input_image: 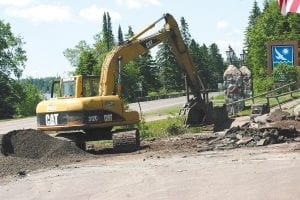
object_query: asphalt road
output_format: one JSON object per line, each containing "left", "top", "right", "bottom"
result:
{"left": 0, "top": 93, "right": 220, "bottom": 135}
{"left": 1, "top": 143, "right": 300, "bottom": 200}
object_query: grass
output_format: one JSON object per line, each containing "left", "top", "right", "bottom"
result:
{"left": 142, "top": 104, "right": 182, "bottom": 117}
{"left": 236, "top": 91, "right": 300, "bottom": 116}
{"left": 137, "top": 116, "right": 185, "bottom": 139}
{"left": 136, "top": 116, "right": 207, "bottom": 139}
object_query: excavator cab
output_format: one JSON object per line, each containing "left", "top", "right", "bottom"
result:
{"left": 50, "top": 76, "right": 100, "bottom": 98}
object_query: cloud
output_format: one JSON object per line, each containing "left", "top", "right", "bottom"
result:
{"left": 116, "top": 0, "right": 161, "bottom": 9}
{"left": 216, "top": 20, "right": 229, "bottom": 29}
{"left": 79, "top": 5, "right": 121, "bottom": 22}
{"left": 0, "top": 0, "right": 32, "bottom": 7}
{"left": 5, "top": 4, "right": 74, "bottom": 22}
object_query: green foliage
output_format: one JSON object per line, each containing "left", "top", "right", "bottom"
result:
{"left": 180, "top": 17, "right": 192, "bottom": 47}
{"left": 0, "top": 20, "right": 27, "bottom": 78}
{"left": 136, "top": 52, "right": 161, "bottom": 95}
{"left": 245, "top": 0, "right": 300, "bottom": 93}
{"left": 272, "top": 63, "right": 298, "bottom": 82}
{"left": 0, "top": 73, "right": 24, "bottom": 118}
{"left": 121, "top": 61, "right": 141, "bottom": 101}
{"left": 102, "top": 12, "right": 115, "bottom": 51}
{"left": 24, "top": 77, "right": 58, "bottom": 93}
{"left": 16, "top": 80, "right": 42, "bottom": 116}
{"left": 76, "top": 50, "right": 97, "bottom": 75}
{"left": 166, "top": 123, "right": 186, "bottom": 136}
{"left": 0, "top": 19, "right": 27, "bottom": 118}
{"left": 189, "top": 40, "right": 225, "bottom": 89}
{"left": 117, "top": 25, "right": 124, "bottom": 44}
{"left": 139, "top": 117, "right": 185, "bottom": 139}
{"left": 253, "top": 76, "right": 274, "bottom": 94}
{"left": 156, "top": 43, "right": 184, "bottom": 91}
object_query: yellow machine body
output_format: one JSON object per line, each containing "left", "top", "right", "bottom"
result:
{"left": 36, "top": 76, "right": 139, "bottom": 131}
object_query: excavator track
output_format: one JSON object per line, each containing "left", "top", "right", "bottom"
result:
{"left": 50, "top": 129, "right": 140, "bottom": 153}
{"left": 112, "top": 129, "right": 140, "bottom": 152}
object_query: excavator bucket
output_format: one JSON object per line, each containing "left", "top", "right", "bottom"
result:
{"left": 181, "top": 99, "right": 228, "bottom": 128}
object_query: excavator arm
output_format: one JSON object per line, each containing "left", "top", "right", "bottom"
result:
{"left": 99, "top": 13, "right": 227, "bottom": 127}
{"left": 99, "top": 13, "right": 205, "bottom": 101}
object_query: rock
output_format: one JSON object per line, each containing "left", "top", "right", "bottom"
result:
{"left": 256, "top": 139, "right": 267, "bottom": 146}
{"left": 236, "top": 134, "right": 243, "bottom": 140}
{"left": 236, "top": 137, "right": 253, "bottom": 145}
{"left": 253, "top": 114, "right": 268, "bottom": 124}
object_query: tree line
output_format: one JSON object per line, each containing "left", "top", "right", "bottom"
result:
{"left": 64, "top": 12, "right": 226, "bottom": 102}
{"left": 2, "top": 0, "right": 299, "bottom": 118}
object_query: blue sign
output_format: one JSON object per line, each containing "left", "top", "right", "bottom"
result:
{"left": 271, "top": 45, "right": 294, "bottom": 69}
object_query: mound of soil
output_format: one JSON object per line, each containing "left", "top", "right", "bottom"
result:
{"left": 266, "top": 110, "right": 291, "bottom": 122}
{"left": 0, "top": 129, "right": 91, "bottom": 178}
{"left": 271, "top": 120, "right": 300, "bottom": 131}
{"left": 1, "top": 129, "right": 86, "bottom": 159}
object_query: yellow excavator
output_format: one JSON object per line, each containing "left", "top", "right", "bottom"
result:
{"left": 36, "top": 13, "right": 227, "bottom": 151}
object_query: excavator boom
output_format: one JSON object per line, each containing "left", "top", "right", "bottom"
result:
{"left": 98, "top": 13, "right": 226, "bottom": 126}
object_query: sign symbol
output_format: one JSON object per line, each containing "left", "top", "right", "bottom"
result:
{"left": 274, "top": 48, "right": 287, "bottom": 61}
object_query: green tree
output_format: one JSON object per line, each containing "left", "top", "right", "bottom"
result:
{"left": 16, "top": 80, "right": 42, "bottom": 116}
{"left": 63, "top": 40, "right": 90, "bottom": 69}
{"left": 180, "top": 17, "right": 192, "bottom": 47}
{"left": 0, "top": 19, "right": 27, "bottom": 118}
{"left": 208, "top": 43, "right": 225, "bottom": 88}
{"left": 156, "top": 43, "right": 184, "bottom": 92}
{"left": 136, "top": 52, "right": 161, "bottom": 95}
{"left": 118, "top": 25, "right": 124, "bottom": 44}
{"left": 102, "top": 12, "right": 115, "bottom": 51}
{"left": 248, "top": 1, "right": 262, "bottom": 29}
{"left": 245, "top": 0, "right": 300, "bottom": 93}
{"left": 76, "top": 50, "right": 97, "bottom": 75}
{"left": 125, "top": 26, "right": 134, "bottom": 40}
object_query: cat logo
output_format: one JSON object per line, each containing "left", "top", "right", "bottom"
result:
{"left": 45, "top": 113, "right": 59, "bottom": 126}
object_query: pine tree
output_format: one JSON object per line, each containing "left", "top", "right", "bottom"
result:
{"left": 102, "top": 12, "right": 108, "bottom": 50}
{"left": 208, "top": 43, "right": 225, "bottom": 88}
{"left": 118, "top": 25, "right": 124, "bottom": 44}
{"left": 106, "top": 12, "right": 115, "bottom": 50}
{"left": 180, "top": 17, "right": 192, "bottom": 47}
{"left": 101, "top": 12, "right": 115, "bottom": 51}
{"left": 156, "top": 43, "right": 184, "bottom": 92}
{"left": 248, "top": 1, "right": 262, "bottom": 30}
{"left": 125, "top": 26, "right": 134, "bottom": 40}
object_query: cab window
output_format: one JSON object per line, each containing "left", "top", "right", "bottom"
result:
{"left": 61, "top": 79, "right": 75, "bottom": 97}
{"left": 82, "top": 76, "right": 99, "bottom": 97}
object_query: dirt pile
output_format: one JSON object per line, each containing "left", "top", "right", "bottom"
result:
{"left": 266, "top": 110, "right": 292, "bottom": 122}
{"left": 1, "top": 129, "right": 86, "bottom": 159}
{"left": 0, "top": 129, "right": 91, "bottom": 178}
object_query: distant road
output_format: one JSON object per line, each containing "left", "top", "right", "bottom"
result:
{"left": 0, "top": 92, "right": 220, "bottom": 134}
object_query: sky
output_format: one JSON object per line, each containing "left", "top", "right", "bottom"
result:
{"left": 0, "top": 0, "right": 265, "bottom": 78}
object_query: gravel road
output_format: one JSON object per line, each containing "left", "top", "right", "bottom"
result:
{"left": 1, "top": 143, "right": 300, "bottom": 200}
